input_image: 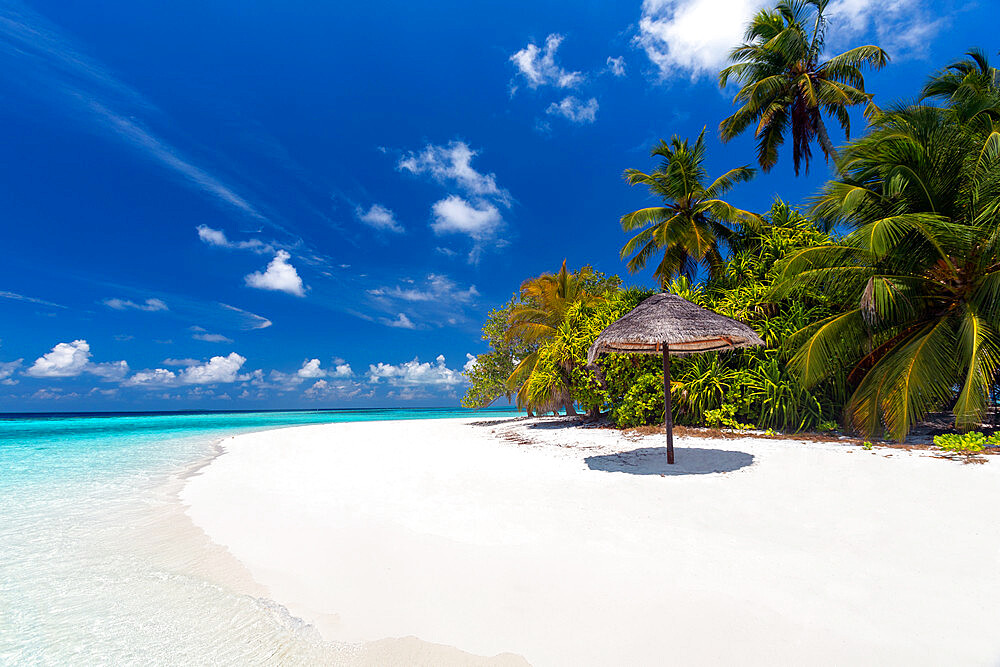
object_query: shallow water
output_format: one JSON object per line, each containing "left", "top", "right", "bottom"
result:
{"left": 0, "top": 408, "right": 516, "bottom": 664}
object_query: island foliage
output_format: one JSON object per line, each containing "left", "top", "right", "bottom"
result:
{"left": 464, "top": 0, "right": 1000, "bottom": 441}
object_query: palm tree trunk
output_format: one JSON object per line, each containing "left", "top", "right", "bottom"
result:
{"left": 814, "top": 116, "right": 840, "bottom": 168}
{"left": 563, "top": 399, "right": 578, "bottom": 416}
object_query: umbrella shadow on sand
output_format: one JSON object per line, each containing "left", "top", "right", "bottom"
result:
{"left": 585, "top": 447, "right": 753, "bottom": 476}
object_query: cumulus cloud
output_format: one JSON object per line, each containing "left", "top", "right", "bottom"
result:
{"left": 637, "top": 0, "right": 939, "bottom": 80}
{"left": 245, "top": 250, "right": 306, "bottom": 297}
{"left": 303, "top": 378, "right": 370, "bottom": 400}
{"left": 367, "top": 354, "right": 469, "bottom": 386}
{"left": 381, "top": 313, "right": 417, "bottom": 329}
{"left": 398, "top": 140, "right": 511, "bottom": 262}
{"left": 510, "top": 34, "right": 583, "bottom": 90}
{"left": 102, "top": 297, "right": 168, "bottom": 312}
{"left": 297, "top": 358, "right": 326, "bottom": 378}
{"left": 546, "top": 96, "right": 599, "bottom": 124}
{"left": 331, "top": 362, "right": 354, "bottom": 378}
{"left": 398, "top": 141, "right": 510, "bottom": 205}
{"left": 124, "top": 368, "right": 177, "bottom": 387}
{"left": 26, "top": 340, "right": 127, "bottom": 379}
{"left": 606, "top": 56, "right": 626, "bottom": 77}
{"left": 431, "top": 196, "right": 502, "bottom": 239}
{"left": 637, "top": 0, "right": 767, "bottom": 79}
{"left": 196, "top": 225, "right": 272, "bottom": 253}
{"left": 355, "top": 204, "right": 403, "bottom": 233}
{"left": 178, "top": 353, "right": 246, "bottom": 384}
{"left": 0, "top": 359, "right": 23, "bottom": 385}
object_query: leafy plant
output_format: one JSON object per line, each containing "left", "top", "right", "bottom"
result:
{"left": 933, "top": 432, "right": 999, "bottom": 454}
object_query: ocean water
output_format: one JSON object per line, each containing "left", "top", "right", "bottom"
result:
{"left": 0, "top": 408, "right": 517, "bottom": 665}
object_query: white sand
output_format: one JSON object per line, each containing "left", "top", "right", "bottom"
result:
{"left": 181, "top": 417, "right": 1000, "bottom": 666}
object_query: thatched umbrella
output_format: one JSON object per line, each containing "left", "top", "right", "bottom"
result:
{"left": 587, "top": 293, "right": 764, "bottom": 464}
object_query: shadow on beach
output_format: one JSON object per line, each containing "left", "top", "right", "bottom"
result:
{"left": 585, "top": 447, "right": 753, "bottom": 476}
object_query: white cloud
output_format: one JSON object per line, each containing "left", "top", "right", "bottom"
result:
{"left": 89, "top": 360, "right": 130, "bottom": 381}
{"left": 26, "top": 340, "right": 92, "bottom": 378}
{"left": 369, "top": 274, "right": 479, "bottom": 304}
{"left": 179, "top": 353, "right": 246, "bottom": 384}
{"left": 546, "top": 96, "right": 599, "bottom": 124}
{"left": 0, "top": 359, "right": 22, "bottom": 385}
{"left": 637, "top": 0, "right": 767, "bottom": 80}
{"left": 297, "top": 358, "right": 326, "bottom": 378}
{"left": 220, "top": 303, "right": 273, "bottom": 330}
{"left": 398, "top": 141, "right": 510, "bottom": 206}
{"left": 637, "top": 0, "right": 938, "bottom": 80}
{"left": 103, "top": 297, "right": 168, "bottom": 312}
{"left": 331, "top": 363, "right": 354, "bottom": 378}
{"left": 192, "top": 332, "right": 234, "bottom": 343}
{"left": 0, "top": 290, "right": 66, "bottom": 309}
{"left": 367, "top": 354, "right": 469, "bottom": 386}
{"left": 463, "top": 353, "right": 477, "bottom": 373}
{"left": 606, "top": 56, "right": 626, "bottom": 77}
{"left": 124, "top": 368, "right": 177, "bottom": 387}
{"left": 826, "top": 0, "right": 944, "bottom": 58}
{"left": 304, "top": 379, "right": 329, "bottom": 396}
{"left": 431, "top": 196, "right": 502, "bottom": 239}
{"left": 355, "top": 204, "right": 403, "bottom": 233}
{"left": 381, "top": 313, "right": 417, "bottom": 329}
{"left": 245, "top": 250, "right": 306, "bottom": 297}
{"left": 196, "top": 225, "right": 272, "bottom": 253}
{"left": 162, "top": 358, "right": 199, "bottom": 366}
{"left": 510, "top": 34, "right": 583, "bottom": 90}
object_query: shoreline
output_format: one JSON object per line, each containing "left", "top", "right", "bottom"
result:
{"left": 179, "top": 416, "right": 1000, "bottom": 666}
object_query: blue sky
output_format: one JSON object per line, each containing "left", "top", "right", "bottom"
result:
{"left": 0, "top": 0, "right": 992, "bottom": 410}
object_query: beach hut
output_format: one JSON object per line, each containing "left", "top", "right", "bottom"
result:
{"left": 587, "top": 293, "right": 764, "bottom": 464}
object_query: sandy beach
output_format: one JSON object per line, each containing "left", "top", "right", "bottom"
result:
{"left": 180, "top": 417, "right": 1000, "bottom": 666}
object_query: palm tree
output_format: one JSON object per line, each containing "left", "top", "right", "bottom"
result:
{"left": 620, "top": 130, "right": 760, "bottom": 287}
{"left": 505, "top": 260, "right": 604, "bottom": 415}
{"left": 774, "top": 96, "right": 1000, "bottom": 439}
{"left": 920, "top": 48, "right": 1000, "bottom": 114}
{"left": 719, "top": 0, "right": 888, "bottom": 175}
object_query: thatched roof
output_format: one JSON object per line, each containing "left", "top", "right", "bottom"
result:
{"left": 587, "top": 293, "right": 764, "bottom": 364}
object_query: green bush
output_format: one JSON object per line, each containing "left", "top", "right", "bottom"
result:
{"left": 703, "top": 403, "right": 753, "bottom": 430}
{"left": 933, "top": 432, "right": 999, "bottom": 454}
{"left": 611, "top": 373, "right": 664, "bottom": 428}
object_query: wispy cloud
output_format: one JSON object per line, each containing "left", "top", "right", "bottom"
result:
{"left": 0, "top": 1, "right": 267, "bottom": 221}
{"left": 0, "top": 290, "right": 67, "bottom": 309}
{"left": 103, "top": 297, "right": 168, "bottom": 312}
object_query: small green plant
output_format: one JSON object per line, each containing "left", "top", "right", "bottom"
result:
{"left": 704, "top": 403, "right": 754, "bottom": 430}
{"left": 817, "top": 420, "right": 838, "bottom": 432}
{"left": 862, "top": 441, "right": 873, "bottom": 450}
{"left": 933, "top": 432, "right": 999, "bottom": 454}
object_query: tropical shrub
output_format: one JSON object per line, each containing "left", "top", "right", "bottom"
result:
{"left": 933, "top": 432, "right": 999, "bottom": 454}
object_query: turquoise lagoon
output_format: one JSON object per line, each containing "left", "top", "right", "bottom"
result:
{"left": 0, "top": 408, "right": 517, "bottom": 664}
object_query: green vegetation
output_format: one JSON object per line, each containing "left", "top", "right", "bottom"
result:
{"left": 719, "top": 0, "right": 888, "bottom": 174}
{"left": 464, "top": 0, "right": 1000, "bottom": 443}
{"left": 934, "top": 432, "right": 1000, "bottom": 454}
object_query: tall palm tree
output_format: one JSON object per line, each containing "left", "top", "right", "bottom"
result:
{"left": 620, "top": 130, "right": 760, "bottom": 287}
{"left": 505, "top": 260, "right": 603, "bottom": 415}
{"left": 774, "top": 97, "right": 1000, "bottom": 440}
{"left": 719, "top": 0, "right": 888, "bottom": 175}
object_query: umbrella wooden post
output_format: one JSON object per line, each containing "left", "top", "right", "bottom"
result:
{"left": 663, "top": 343, "right": 674, "bottom": 464}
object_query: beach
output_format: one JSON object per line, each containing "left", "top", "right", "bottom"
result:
{"left": 180, "top": 416, "right": 1000, "bottom": 666}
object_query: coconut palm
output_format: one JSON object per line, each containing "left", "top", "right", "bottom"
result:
{"left": 920, "top": 48, "right": 1000, "bottom": 116}
{"left": 774, "top": 98, "right": 1000, "bottom": 440}
{"left": 719, "top": 0, "right": 888, "bottom": 175}
{"left": 620, "top": 130, "right": 760, "bottom": 287}
{"left": 505, "top": 261, "right": 604, "bottom": 415}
